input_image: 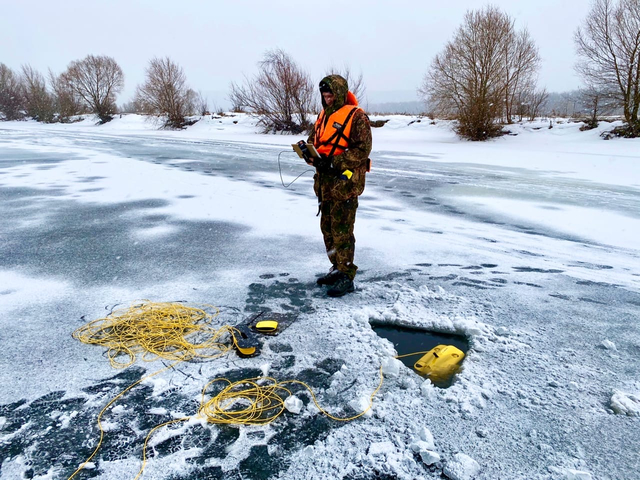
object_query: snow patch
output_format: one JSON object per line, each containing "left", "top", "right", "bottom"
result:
{"left": 610, "top": 389, "right": 640, "bottom": 416}
{"left": 443, "top": 453, "right": 481, "bottom": 480}
{"left": 0, "top": 270, "right": 68, "bottom": 314}
{"left": 368, "top": 441, "right": 396, "bottom": 456}
{"left": 564, "top": 469, "right": 593, "bottom": 480}
{"left": 416, "top": 426, "right": 435, "bottom": 449}
{"left": 148, "top": 407, "right": 169, "bottom": 415}
{"left": 381, "top": 357, "right": 403, "bottom": 378}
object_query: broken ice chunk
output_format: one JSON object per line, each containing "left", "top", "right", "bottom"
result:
{"left": 381, "top": 357, "right": 403, "bottom": 378}
{"left": 284, "top": 395, "right": 303, "bottom": 414}
{"left": 443, "top": 453, "right": 480, "bottom": 480}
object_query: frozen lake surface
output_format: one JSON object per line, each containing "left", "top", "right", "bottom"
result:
{"left": 0, "top": 116, "right": 639, "bottom": 479}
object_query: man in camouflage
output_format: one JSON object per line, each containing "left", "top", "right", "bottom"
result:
{"left": 306, "top": 75, "right": 372, "bottom": 297}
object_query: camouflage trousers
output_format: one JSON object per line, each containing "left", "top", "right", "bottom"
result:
{"left": 320, "top": 197, "right": 359, "bottom": 280}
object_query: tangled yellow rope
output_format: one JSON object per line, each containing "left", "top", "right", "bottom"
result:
{"left": 134, "top": 371, "right": 384, "bottom": 479}
{"left": 198, "top": 371, "right": 383, "bottom": 425}
{"left": 72, "top": 301, "right": 232, "bottom": 368}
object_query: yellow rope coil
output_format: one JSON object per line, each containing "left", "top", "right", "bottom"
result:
{"left": 72, "top": 301, "right": 233, "bottom": 368}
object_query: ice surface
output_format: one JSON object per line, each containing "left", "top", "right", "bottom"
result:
{"left": 0, "top": 115, "right": 639, "bottom": 479}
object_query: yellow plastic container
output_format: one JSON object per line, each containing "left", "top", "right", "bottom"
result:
{"left": 414, "top": 345, "right": 465, "bottom": 381}
{"left": 255, "top": 320, "right": 278, "bottom": 334}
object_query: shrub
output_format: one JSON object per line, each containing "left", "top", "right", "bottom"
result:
{"left": 61, "top": 55, "right": 124, "bottom": 123}
{"left": 229, "top": 49, "right": 314, "bottom": 134}
{"left": 134, "top": 57, "right": 196, "bottom": 129}
{"left": 0, "top": 63, "right": 25, "bottom": 121}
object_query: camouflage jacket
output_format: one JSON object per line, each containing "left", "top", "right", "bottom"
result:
{"left": 308, "top": 75, "right": 372, "bottom": 201}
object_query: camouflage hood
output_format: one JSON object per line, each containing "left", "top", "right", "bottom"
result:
{"left": 320, "top": 75, "right": 349, "bottom": 116}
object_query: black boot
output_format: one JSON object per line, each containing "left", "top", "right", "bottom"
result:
{"left": 316, "top": 266, "right": 342, "bottom": 286}
{"left": 327, "top": 273, "right": 355, "bottom": 297}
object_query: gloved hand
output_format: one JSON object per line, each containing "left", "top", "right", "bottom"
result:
{"left": 313, "top": 155, "right": 335, "bottom": 173}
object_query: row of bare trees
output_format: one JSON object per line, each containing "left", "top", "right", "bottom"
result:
{"left": 2, "top": 49, "right": 357, "bottom": 132}
{"left": 1, "top": 63, "right": 81, "bottom": 123}
{"left": 3, "top": 1, "right": 639, "bottom": 138}
{"left": 422, "top": 0, "right": 640, "bottom": 139}
{"left": 0, "top": 55, "right": 199, "bottom": 128}
{"left": 0, "top": 55, "right": 122, "bottom": 124}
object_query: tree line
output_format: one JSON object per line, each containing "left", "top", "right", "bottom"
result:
{"left": 0, "top": 55, "right": 204, "bottom": 128}
{"left": 1, "top": 0, "right": 639, "bottom": 139}
{"left": 421, "top": 0, "right": 640, "bottom": 139}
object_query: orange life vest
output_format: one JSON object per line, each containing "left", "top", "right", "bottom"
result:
{"left": 313, "top": 104, "right": 361, "bottom": 157}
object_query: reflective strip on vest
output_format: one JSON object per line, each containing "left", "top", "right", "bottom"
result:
{"left": 313, "top": 105, "right": 360, "bottom": 157}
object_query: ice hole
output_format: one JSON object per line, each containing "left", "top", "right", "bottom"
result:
{"left": 371, "top": 322, "right": 469, "bottom": 388}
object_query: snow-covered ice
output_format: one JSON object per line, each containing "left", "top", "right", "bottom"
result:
{"left": 0, "top": 114, "right": 639, "bottom": 479}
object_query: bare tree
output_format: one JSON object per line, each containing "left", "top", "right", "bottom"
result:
{"left": 420, "top": 7, "right": 511, "bottom": 140}
{"left": 229, "top": 49, "right": 314, "bottom": 134}
{"left": 324, "top": 64, "right": 367, "bottom": 104}
{"left": 119, "top": 101, "right": 138, "bottom": 114}
{"left": 526, "top": 87, "right": 549, "bottom": 120}
{"left": 503, "top": 29, "right": 541, "bottom": 123}
{"left": 575, "top": 0, "right": 640, "bottom": 134}
{"left": 509, "top": 81, "right": 548, "bottom": 121}
{"left": 0, "top": 63, "right": 25, "bottom": 121}
{"left": 229, "top": 94, "right": 245, "bottom": 113}
{"left": 61, "top": 55, "right": 124, "bottom": 123}
{"left": 196, "top": 91, "right": 209, "bottom": 116}
{"left": 421, "top": 6, "right": 543, "bottom": 140}
{"left": 134, "top": 57, "right": 196, "bottom": 129}
{"left": 48, "top": 69, "right": 86, "bottom": 122}
{"left": 576, "top": 85, "right": 618, "bottom": 127}
{"left": 21, "top": 65, "right": 55, "bottom": 122}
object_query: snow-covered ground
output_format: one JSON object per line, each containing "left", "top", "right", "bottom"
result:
{"left": 0, "top": 114, "right": 639, "bottom": 480}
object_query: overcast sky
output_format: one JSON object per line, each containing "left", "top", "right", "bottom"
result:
{"left": 1, "top": 0, "right": 591, "bottom": 107}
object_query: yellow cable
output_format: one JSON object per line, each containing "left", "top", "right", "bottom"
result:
{"left": 133, "top": 366, "right": 384, "bottom": 477}
{"left": 395, "top": 351, "right": 430, "bottom": 360}
{"left": 70, "top": 301, "right": 389, "bottom": 479}
{"left": 70, "top": 301, "right": 235, "bottom": 479}
{"left": 68, "top": 362, "right": 177, "bottom": 480}
{"left": 72, "top": 301, "right": 232, "bottom": 368}
{"left": 196, "top": 368, "right": 384, "bottom": 425}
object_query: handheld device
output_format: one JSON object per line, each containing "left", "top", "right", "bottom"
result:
{"left": 292, "top": 141, "right": 320, "bottom": 161}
